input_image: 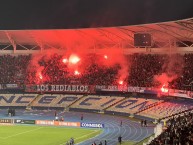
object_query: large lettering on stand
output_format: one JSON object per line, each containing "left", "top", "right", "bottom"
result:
{"left": 115, "top": 99, "right": 138, "bottom": 108}
{"left": 38, "top": 96, "right": 57, "bottom": 104}
{"left": 0, "top": 96, "right": 15, "bottom": 103}
{"left": 101, "top": 98, "right": 117, "bottom": 107}
{"left": 79, "top": 97, "right": 101, "bottom": 106}
{"left": 115, "top": 99, "right": 154, "bottom": 111}
{"left": 0, "top": 95, "right": 35, "bottom": 106}
{"left": 57, "top": 96, "right": 78, "bottom": 104}
{"left": 15, "top": 96, "right": 35, "bottom": 103}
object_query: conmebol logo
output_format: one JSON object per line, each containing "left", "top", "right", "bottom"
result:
{"left": 81, "top": 123, "right": 104, "bottom": 128}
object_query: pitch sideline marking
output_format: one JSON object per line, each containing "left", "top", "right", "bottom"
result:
{"left": 1, "top": 127, "right": 43, "bottom": 140}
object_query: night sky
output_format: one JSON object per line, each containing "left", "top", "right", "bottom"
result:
{"left": 0, "top": 0, "right": 193, "bottom": 30}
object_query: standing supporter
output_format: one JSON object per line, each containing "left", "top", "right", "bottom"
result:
{"left": 120, "top": 120, "right": 122, "bottom": 127}
{"left": 118, "top": 136, "right": 122, "bottom": 144}
{"left": 81, "top": 114, "right": 83, "bottom": 121}
{"left": 144, "top": 120, "right": 147, "bottom": 127}
{"left": 141, "top": 120, "right": 144, "bottom": 127}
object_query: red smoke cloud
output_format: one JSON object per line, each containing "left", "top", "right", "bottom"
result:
{"left": 27, "top": 47, "right": 130, "bottom": 84}
{"left": 154, "top": 73, "right": 177, "bottom": 87}
{"left": 154, "top": 54, "right": 184, "bottom": 88}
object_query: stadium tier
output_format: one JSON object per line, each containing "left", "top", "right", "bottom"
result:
{"left": 0, "top": 55, "right": 30, "bottom": 84}
{"left": 30, "top": 94, "right": 83, "bottom": 109}
{"left": 0, "top": 53, "right": 193, "bottom": 91}
{"left": 70, "top": 95, "right": 125, "bottom": 111}
{"left": 149, "top": 111, "right": 193, "bottom": 145}
{"left": 1, "top": 94, "right": 192, "bottom": 120}
{"left": 106, "top": 97, "right": 161, "bottom": 115}
{"left": 137, "top": 99, "right": 193, "bottom": 119}
{"left": 0, "top": 94, "right": 84, "bottom": 109}
{"left": 0, "top": 94, "right": 37, "bottom": 107}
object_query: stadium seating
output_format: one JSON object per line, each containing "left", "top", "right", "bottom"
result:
{"left": 137, "top": 99, "right": 193, "bottom": 119}
{"left": 30, "top": 94, "right": 83, "bottom": 108}
{"left": 70, "top": 96, "right": 125, "bottom": 110}
{"left": 107, "top": 97, "right": 161, "bottom": 114}
{"left": 0, "top": 94, "right": 36, "bottom": 107}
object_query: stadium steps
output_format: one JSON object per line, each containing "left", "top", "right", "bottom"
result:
{"left": 134, "top": 100, "right": 165, "bottom": 115}
{"left": 67, "top": 95, "right": 87, "bottom": 109}
{"left": 26, "top": 94, "right": 42, "bottom": 109}
{"left": 103, "top": 97, "right": 127, "bottom": 111}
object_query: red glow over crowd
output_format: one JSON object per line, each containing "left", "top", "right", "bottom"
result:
{"left": 1, "top": 52, "right": 193, "bottom": 91}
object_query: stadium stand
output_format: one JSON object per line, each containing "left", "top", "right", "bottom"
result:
{"left": 149, "top": 111, "right": 193, "bottom": 145}
{"left": 137, "top": 99, "right": 193, "bottom": 119}
{"left": 0, "top": 93, "right": 192, "bottom": 121}
{"left": 30, "top": 94, "right": 83, "bottom": 109}
{"left": 0, "top": 94, "right": 36, "bottom": 107}
{"left": 70, "top": 95, "right": 125, "bottom": 111}
{"left": 0, "top": 55, "right": 30, "bottom": 85}
{"left": 0, "top": 53, "right": 193, "bottom": 91}
{"left": 107, "top": 97, "right": 161, "bottom": 115}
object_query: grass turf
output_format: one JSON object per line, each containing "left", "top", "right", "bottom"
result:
{"left": 0, "top": 125, "right": 102, "bottom": 145}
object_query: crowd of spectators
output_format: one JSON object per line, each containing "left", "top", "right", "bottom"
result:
{"left": 1, "top": 53, "right": 193, "bottom": 91}
{"left": 26, "top": 53, "right": 120, "bottom": 85}
{"left": 0, "top": 55, "right": 30, "bottom": 85}
{"left": 128, "top": 54, "right": 164, "bottom": 87}
{"left": 149, "top": 111, "right": 193, "bottom": 145}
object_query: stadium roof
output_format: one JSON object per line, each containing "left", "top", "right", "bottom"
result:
{"left": 0, "top": 18, "right": 193, "bottom": 52}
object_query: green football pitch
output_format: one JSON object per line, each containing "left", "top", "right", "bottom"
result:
{"left": 0, "top": 125, "right": 102, "bottom": 145}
